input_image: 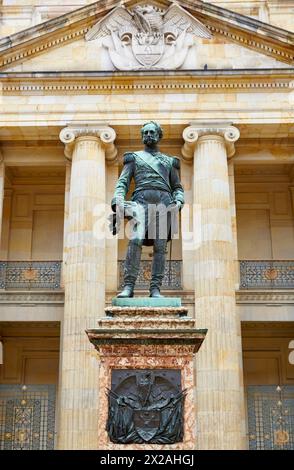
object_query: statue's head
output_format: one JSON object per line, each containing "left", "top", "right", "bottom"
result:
{"left": 141, "top": 121, "right": 163, "bottom": 146}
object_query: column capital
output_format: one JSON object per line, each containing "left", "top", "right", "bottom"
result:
{"left": 59, "top": 123, "right": 117, "bottom": 162}
{"left": 182, "top": 122, "right": 240, "bottom": 161}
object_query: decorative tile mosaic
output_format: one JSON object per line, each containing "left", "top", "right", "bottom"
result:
{"left": 0, "top": 385, "right": 56, "bottom": 450}
{"left": 247, "top": 385, "right": 294, "bottom": 450}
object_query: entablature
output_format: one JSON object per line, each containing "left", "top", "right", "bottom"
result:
{"left": 0, "top": 68, "right": 293, "bottom": 95}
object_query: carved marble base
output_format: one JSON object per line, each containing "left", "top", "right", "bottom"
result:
{"left": 86, "top": 306, "right": 206, "bottom": 450}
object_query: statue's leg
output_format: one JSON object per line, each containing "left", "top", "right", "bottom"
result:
{"left": 124, "top": 238, "right": 143, "bottom": 286}
{"left": 117, "top": 238, "right": 143, "bottom": 298}
{"left": 150, "top": 237, "right": 167, "bottom": 297}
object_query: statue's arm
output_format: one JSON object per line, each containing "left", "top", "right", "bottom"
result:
{"left": 111, "top": 153, "right": 135, "bottom": 211}
{"left": 170, "top": 158, "right": 185, "bottom": 209}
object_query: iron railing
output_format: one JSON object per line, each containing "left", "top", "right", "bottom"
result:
{"left": 240, "top": 260, "right": 294, "bottom": 290}
{"left": 1, "top": 260, "right": 293, "bottom": 291}
{"left": 0, "top": 261, "right": 62, "bottom": 290}
{"left": 118, "top": 259, "right": 182, "bottom": 290}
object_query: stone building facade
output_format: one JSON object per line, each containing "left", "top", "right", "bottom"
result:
{"left": 0, "top": 0, "right": 293, "bottom": 450}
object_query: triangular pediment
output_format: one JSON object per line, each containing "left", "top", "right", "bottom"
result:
{"left": 0, "top": 0, "right": 293, "bottom": 72}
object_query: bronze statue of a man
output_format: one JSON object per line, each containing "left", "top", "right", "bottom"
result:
{"left": 111, "top": 121, "right": 184, "bottom": 298}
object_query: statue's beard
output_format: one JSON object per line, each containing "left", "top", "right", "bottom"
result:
{"left": 143, "top": 136, "right": 158, "bottom": 146}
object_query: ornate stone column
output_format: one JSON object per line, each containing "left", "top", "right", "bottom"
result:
{"left": 180, "top": 159, "right": 194, "bottom": 292}
{"left": 182, "top": 123, "right": 246, "bottom": 450}
{"left": 57, "top": 124, "right": 116, "bottom": 449}
{"left": 106, "top": 161, "right": 119, "bottom": 293}
{"left": 228, "top": 160, "right": 240, "bottom": 290}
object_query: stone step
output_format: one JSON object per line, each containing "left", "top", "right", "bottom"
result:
{"left": 98, "top": 318, "right": 196, "bottom": 329}
{"left": 105, "top": 305, "right": 188, "bottom": 318}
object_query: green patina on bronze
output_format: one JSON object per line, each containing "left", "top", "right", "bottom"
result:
{"left": 107, "top": 369, "right": 186, "bottom": 444}
{"left": 111, "top": 297, "right": 182, "bottom": 307}
{"left": 110, "top": 121, "right": 184, "bottom": 299}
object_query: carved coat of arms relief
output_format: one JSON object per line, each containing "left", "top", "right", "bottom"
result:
{"left": 85, "top": 3, "right": 212, "bottom": 70}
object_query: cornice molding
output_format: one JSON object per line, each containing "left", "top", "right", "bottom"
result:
{"left": 0, "top": 289, "right": 293, "bottom": 305}
{"left": 59, "top": 124, "right": 117, "bottom": 162}
{"left": 0, "top": 70, "right": 292, "bottom": 94}
{"left": 206, "top": 24, "right": 293, "bottom": 62}
{"left": 236, "top": 290, "right": 294, "bottom": 304}
{"left": 0, "top": 291, "right": 64, "bottom": 304}
{"left": 0, "top": 26, "right": 90, "bottom": 69}
{"left": 0, "top": 0, "right": 119, "bottom": 53}
{"left": 182, "top": 122, "right": 240, "bottom": 160}
{"left": 182, "top": 0, "right": 293, "bottom": 42}
{"left": 1, "top": 81, "right": 291, "bottom": 92}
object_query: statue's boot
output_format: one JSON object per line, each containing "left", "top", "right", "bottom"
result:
{"left": 117, "top": 241, "right": 142, "bottom": 298}
{"left": 150, "top": 287, "right": 162, "bottom": 298}
{"left": 150, "top": 241, "right": 166, "bottom": 298}
{"left": 117, "top": 285, "right": 134, "bottom": 298}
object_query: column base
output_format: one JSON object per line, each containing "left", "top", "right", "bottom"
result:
{"left": 86, "top": 306, "right": 207, "bottom": 450}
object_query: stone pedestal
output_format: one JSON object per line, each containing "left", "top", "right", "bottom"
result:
{"left": 86, "top": 302, "right": 206, "bottom": 450}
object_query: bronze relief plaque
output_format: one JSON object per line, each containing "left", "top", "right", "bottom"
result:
{"left": 107, "top": 369, "right": 186, "bottom": 444}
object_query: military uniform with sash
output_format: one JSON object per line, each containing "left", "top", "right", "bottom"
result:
{"left": 111, "top": 150, "right": 184, "bottom": 294}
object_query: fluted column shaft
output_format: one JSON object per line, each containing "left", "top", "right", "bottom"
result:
{"left": 106, "top": 162, "right": 118, "bottom": 292}
{"left": 181, "top": 159, "right": 194, "bottom": 291}
{"left": 182, "top": 124, "right": 246, "bottom": 450}
{"left": 228, "top": 160, "right": 240, "bottom": 289}
{"left": 61, "top": 160, "right": 71, "bottom": 288}
{"left": 0, "top": 159, "right": 5, "bottom": 243}
{"left": 57, "top": 125, "right": 116, "bottom": 449}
